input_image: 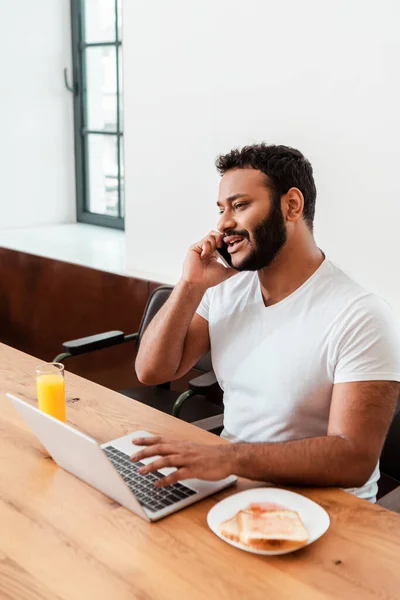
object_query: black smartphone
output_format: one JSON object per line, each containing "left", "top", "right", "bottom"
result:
{"left": 217, "top": 242, "right": 232, "bottom": 267}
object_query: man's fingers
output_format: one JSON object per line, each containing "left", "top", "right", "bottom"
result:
{"left": 192, "top": 231, "right": 223, "bottom": 258}
{"left": 211, "top": 230, "right": 224, "bottom": 247}
{"left": 130, "top": 443, "right": 176, "bottom": 462}
{"left": 200, "top": 232, "right": 224, "bottom": 257}
{"left": 155, "top": 468, "right": 191, "bottom": 488}
{"left": 138, "top": 455, "right": 185, "bottom": 474}
{"left": 201, "top": 239, "right": 215, "bottom": 258}
{"left": 132, "top": 435, "right": 163, "bottom": 446}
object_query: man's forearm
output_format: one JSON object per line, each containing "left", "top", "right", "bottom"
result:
{"left": 226, "top": 435, "right": 374, "bottom": 488}
{"left": 135, "top": 280, "right": 205, "bottom": 383}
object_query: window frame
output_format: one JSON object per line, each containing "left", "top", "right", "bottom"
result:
{"left": 70, "top": 0, "right": 124, "bottom": 230}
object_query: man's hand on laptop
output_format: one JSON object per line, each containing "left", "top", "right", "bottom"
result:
{"left": 130, "top": 436, "right": 234, "bottom": 486}
{"left": 181, "top": 230, "right": 237, "bottom": 290}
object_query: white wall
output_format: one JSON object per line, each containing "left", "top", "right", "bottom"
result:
{"left": 123, "top": 0, "right": 400, "bottom": 316}
{"left": 0, "top": 1, "right": 75, "bottom": 228}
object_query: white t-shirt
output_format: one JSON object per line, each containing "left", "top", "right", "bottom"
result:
{"left": 196, "top": 258, "right": 400, "bottom": 502}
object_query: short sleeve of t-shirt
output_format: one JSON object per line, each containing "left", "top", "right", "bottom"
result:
{"left": 196, "top": 289, "right": 211, "bottom": 322}
{"left": 332, "top": 294, "right": 400, "bottom": 384}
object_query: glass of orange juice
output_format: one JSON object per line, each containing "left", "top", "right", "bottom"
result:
{"left": 36, "top": 362, "right": 66, "bottom": 422}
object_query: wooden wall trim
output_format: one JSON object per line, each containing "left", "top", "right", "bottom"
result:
{"left": 0, "top": 248, "right": 165, "bottom": 390}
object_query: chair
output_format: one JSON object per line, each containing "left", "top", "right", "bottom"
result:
{"left": 377, "top": 400, "right": 400, "bottom": 510}
{"left": 54, "top": 285, "right": 224, "bottom": 424}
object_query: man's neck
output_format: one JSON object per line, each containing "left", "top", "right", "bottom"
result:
{"left": 257, "top": 235, "right": 324, "bottom": 307}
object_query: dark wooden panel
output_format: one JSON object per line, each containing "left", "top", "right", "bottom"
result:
{"left": 0, "top": 248, "right": 151, "bottom": 390}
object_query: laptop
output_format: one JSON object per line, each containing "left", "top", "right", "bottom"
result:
{"left": 6, "top": 393, "right": 237, "bottom": 521}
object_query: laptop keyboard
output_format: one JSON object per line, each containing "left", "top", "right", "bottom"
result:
{"left": 103, "top": 446, "right": 198, "bottom": 512}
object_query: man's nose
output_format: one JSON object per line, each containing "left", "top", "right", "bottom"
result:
{"left": 217, "top": 210, "right": 236, "bottom": 233}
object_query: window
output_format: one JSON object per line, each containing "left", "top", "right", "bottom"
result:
{"left": 70, "top": 0, "right": 124, "bottom": 229}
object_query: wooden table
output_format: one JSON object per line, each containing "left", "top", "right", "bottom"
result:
{"left": 1, "top": 343, "right": 400, "bottom": 600}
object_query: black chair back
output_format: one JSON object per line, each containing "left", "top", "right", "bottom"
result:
{"left": 194, "top": 352, "right": 212, "bottom": 373}
{"left": 136, "top": 285, "right": 212, "bottom": 374}
{"left": 380, "top": 397, "right": 400, "bottom": 483}
{"left": 136, "top": 285, "right": 174, "bottom": 346}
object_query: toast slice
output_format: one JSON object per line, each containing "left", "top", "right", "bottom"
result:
{"left": 219, "top": 501, "right": 309, "bottom": 552}
{"left": 237, "top": 505, "right": 309, "bottom": 551}
{"left": 219, "top": 513, "right": 240, "bottom": 542}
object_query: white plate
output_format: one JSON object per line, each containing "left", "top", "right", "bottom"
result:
{"left": 207, "top": 487, "right": 330, "bottom": 555}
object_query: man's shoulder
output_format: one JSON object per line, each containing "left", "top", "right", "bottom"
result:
{"left": 206, "top": 271, "right": 257, "bottom": 313}
{"left": 211, "top": 270, "right": 256, "bottom": 296}
{"left": 319, "top": 259, "right": 372, "bottom": 306}
{"left": 323, "top": 259, "right": 365, "bottom": 292}
{"left": 323, "top": 260, "right": 396, "bottom": 327}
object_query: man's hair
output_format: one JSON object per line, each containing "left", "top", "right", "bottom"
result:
{"left": 215, "top": 143, "right": 317, "bottom": 230}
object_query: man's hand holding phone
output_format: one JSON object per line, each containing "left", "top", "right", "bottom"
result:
{"left": 181, "top": 230, "right": 238, "bottom": 290}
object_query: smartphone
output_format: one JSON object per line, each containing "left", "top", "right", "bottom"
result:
{"left": 216, "top": 242, "right": 232, "bottom": 267}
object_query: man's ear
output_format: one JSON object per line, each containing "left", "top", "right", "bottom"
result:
{"left": 282, "top": 187, "right": 304, "bottom": 222}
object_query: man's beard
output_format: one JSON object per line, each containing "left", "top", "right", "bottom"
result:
{"left": 228, "top": 203, "right": 287, "bottom": 271}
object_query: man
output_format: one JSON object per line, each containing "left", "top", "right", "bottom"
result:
{"left": 134, "top": 143, "right": 400, "bottom": 501}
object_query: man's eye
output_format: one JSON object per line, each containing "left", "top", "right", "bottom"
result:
{"left": 234, "top": 203, "right": 247, "bottom": 210}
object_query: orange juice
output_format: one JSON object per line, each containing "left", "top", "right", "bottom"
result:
{"left": 36, "top": 373, "right": 66, "bottom": 422}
